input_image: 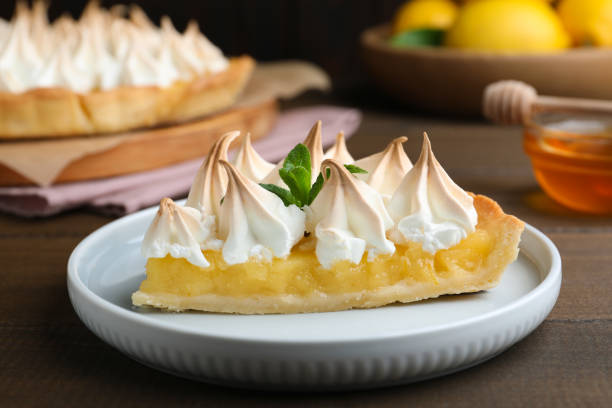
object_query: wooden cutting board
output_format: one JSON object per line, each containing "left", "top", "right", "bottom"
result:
{"left": 0, "top": 99, "right": 278, "bottom": 186}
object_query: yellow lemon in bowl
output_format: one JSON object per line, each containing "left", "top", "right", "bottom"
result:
{"left": 445, "top": 0, "right": 570, "bottom": 52}
{"left": 459, "top": 0, "right": 554, "bottom": 2}
{"left": 558, "top": 0, "right": 612, "bottom": 46}
{"left": 392, "top": 0, "right": 458, "bottom": 34}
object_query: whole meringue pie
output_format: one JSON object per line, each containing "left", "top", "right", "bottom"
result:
{"left": 0, "top": 1, "right": 254, "bottom": 138}
{"left": 132, "top": 125, "right": 524, "bottom": 314}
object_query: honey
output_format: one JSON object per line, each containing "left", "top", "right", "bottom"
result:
{"left": 524, "top": 112, "right": 612, "bottom": 214}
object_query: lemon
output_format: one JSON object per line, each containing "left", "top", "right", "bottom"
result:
{"left": 558, "top": 0, "right": 612, "bottom": 46}
{"left": 392, "top": 0, "right": 458, "bottom": 34}
{"left": 445, "top": 0, "right": 570, "bottom": 52}
{"left": 460, "top": 0, "right": 553, "bottom": 2}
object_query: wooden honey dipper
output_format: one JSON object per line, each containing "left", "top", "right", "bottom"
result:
{"left": 483, "top": 80, "right": 612, "bottom": 125}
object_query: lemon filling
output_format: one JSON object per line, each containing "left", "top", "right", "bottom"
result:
{"left": 139, "top": 229, "right": 492, "bottom": 298}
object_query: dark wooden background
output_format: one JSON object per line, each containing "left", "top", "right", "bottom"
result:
{"left": 0, "top": 0, "right": 405, "bottom": 87}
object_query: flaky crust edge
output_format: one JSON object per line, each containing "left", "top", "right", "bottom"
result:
{"left": 0, "top": 55, "right": 254, "bottom": 138}
{"left": 132, "top": 194, "right": 525, "bottom": 314}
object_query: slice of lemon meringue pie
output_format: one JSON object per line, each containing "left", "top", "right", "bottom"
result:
{"left": 132, "top": 123, "right": 524, "bottom": 314}
{"left": 0, "top": 1, "right": 253, "bottom": 138}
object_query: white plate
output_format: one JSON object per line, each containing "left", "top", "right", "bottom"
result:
{"left": 67, "top": 203, "right": 561, "bottom": 390}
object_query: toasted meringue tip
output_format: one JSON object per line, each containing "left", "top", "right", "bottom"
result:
{"left": 159, "top": 197, "right": 175, "bottom": 212}
{"left": 129, "top": 4, "right": 152, "bottom": 22}
{"left": 422, "top": 132, "right": 433, "bottom": 154}
{"left": 422, "top": 132, "right": 444, "bottom": 167}
{"left": 109, "top": 4, "right": 127, "bottom": 18}
{"left": 304, "top": 120, "right": 322, "bottom": 142}
{"left": 14, "top": 1, "right": 28, "bottom": 17}
{"left": 219, "top": 130, "right": 240, "bottom": 140}
{"left": 185, "top": 20, "right": 201, "bottom": 34}
{"left": 54, "top": 12, "right": 73, "bottom": 24}
{"left": 81, "top": 1, "right": 102, "bottom": 19}
{"left": 219, "top": 130, "right": 240, "bottom": 149}
{"left": 321, "top": 157, "right": 341, "bottom": 166}
{"left": 321, "top": 158, "right": 348, "bottom": 176}
{"left": 128, "top": 4, "right": 144, "bottom": 15}
{"left": 32, "top": 0, "right": 49, "bottom": 14}
{"left": 205, "top": 130, "right": 240, "bottom": 163}
{"left": 336, "top": 131, "right": 345, "bottom": 141}
{"left": 221, "top": 130, "right": 241, "bottom": 141}
{"left": 307, "top": 120, "right": 321, "bottom": 135}
{"left": 383, "top": 136, "right": 408, "bottom": 155}
{"left": 160, "top": 15, "right": 175, "bottom": 31}
{"left": 303, "top": 121, "right": 324, "bottom": 164}
{"left": 218, "top": 159, "right": 238, "bottom": 176}
{"left": 413, "top": 133, "right": 431, "bottom": 165}
{"left": 218, "top": 159, "right": 246, "bottom": 186}
{"left": 85, "top": 1, "right": 101, "bottom": 10}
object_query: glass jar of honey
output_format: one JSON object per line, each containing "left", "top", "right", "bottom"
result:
{"left": 524, "top": 111, "right": 612, "bottom": 214}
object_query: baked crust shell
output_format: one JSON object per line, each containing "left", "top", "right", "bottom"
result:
{"left": 0, "top": 55, "right": 254, "bottom": 138}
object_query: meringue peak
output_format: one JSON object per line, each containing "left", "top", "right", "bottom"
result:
{"left": 141, "top": 198, "right": 211, "bottom": 268}
{"left": 324, "top": 131, "right": 354, "bottom": 164}
{"left": 303, "top": 120, "right": 325, "bottom": 174}
{"left": 129, "top": 5, "right": 156, "bottom": 29}
{"left": 186, "top": 131, "right": 239, "bottom": 215}
{"left": 387, "top": 133, "right": 477, "bottom": 253}
{"left": 217, "top": 160, "right": 305, "bottom": 265}
{"left": 423, "top": 133, "right": 476, "bottom": 230}
{"left": 0, "top": 1, "right": 229, "bottom": 93}
{"left": 354, "top": 136, "right": 412, "bottom": 198}
{"left": 306, "top": 159, "right": 395, "bottom": 268}
{"left": 159, "top": 197, "right": 174, "bottom": 212}
{"left": 232, "top": 132, "right": 275, "bottom": 182}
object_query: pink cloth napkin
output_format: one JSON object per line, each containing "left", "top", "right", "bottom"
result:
{"left": 0, "top": 106, "right": 361, "bottom": 217}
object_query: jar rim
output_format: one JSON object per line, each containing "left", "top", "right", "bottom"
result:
{"left": 525, "top": 111, "right": 612, "bottom": 144}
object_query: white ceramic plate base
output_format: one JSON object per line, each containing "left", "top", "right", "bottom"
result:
{"left": 68, "top": 204, "right": 561, "bottom": 390}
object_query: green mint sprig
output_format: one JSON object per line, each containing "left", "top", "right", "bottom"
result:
{"left": 389, "top": 28, "right": 445, "bottom": 48}
{"left": 343, "top": 164, "right": 368, "bottom": 174}
{"left": 260, "top": 143, "right": 367, "bottom": 208}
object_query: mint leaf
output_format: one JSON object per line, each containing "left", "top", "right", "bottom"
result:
{"left": 344, "top": 164, "right": 368, "bottom": 174}
{"left": 389, "top": 29, "right": 445, "bottom": 48}
{"left": 275, "top": 143, "right": 314, "bottom": 207}
{"left": 308, "top": 172, "right": 325, "bottom": 205}
{"left": 260, "top": 184, "right": 296, "bottom": 207}
{"left": 279, "top": 167, "right": 310, "bottom": 207}
{"left": 262, "top": 143, "right": 353, "bottom": 209}
{"left": 260, "top": 144, "right": 312, "bottom": 208}
{"left": 283, "top": 144, "right": 311, "bottom": 179}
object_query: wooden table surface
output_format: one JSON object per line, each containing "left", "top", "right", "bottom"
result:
{"left": 1, "top": 93, "right": 610, "bottom": 407}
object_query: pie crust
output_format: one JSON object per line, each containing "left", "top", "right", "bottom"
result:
{"left": 0, "top": 55, "right": 254, "bottom": 139}
{"left": 132, "top": 194, "right": 525, "bottom": 314}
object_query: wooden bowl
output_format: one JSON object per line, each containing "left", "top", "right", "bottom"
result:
{"left": 361, "top": 24, "right": 612, "bottom": 116}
